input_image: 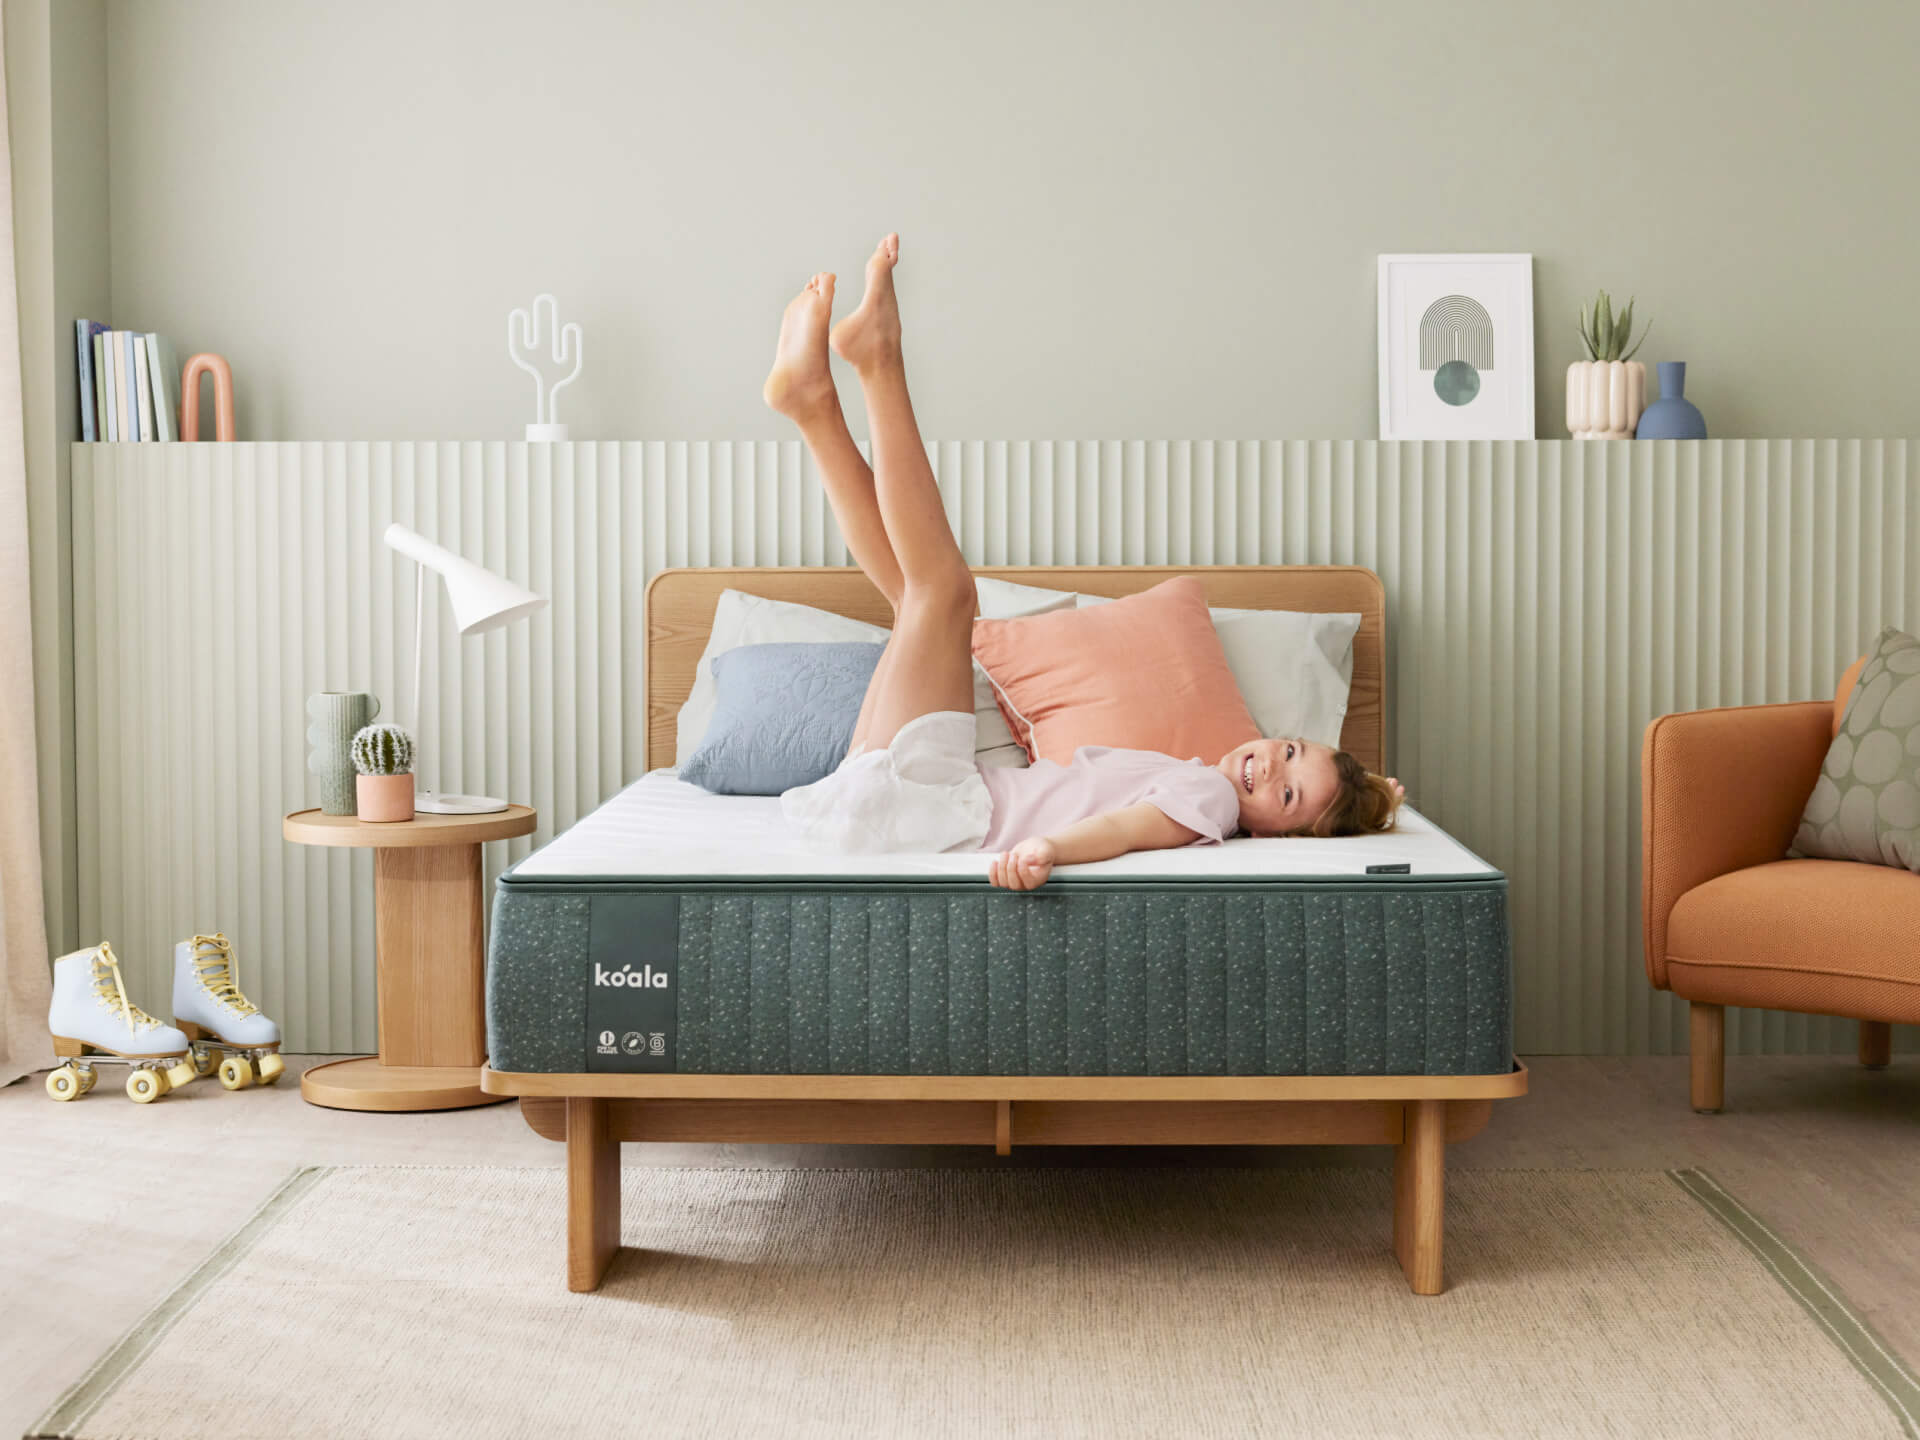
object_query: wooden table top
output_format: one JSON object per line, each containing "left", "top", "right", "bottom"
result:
{"left": 283, "top": 805, "right": 536, "bottom": 848}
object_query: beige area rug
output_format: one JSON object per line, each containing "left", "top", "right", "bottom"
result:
{"left": 30, "top": 1166, "right": 1919, "bottom": 1440}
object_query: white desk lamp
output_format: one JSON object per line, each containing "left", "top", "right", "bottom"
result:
{"left": 383, "top": 523, "right": 547, "bottom": 814}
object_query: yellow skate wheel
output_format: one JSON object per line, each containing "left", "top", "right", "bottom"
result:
{"left": 126, "top": 1068, "right": 166, "bottom": 1103}
{"left": 218, "top": 1055, "right": 254, "bottom": 1090}
{"left": 77, "top": 1067, "right": 98, "bottom": 1095}
{"left": 190, "top": 1044, "right": 218, "bottom": 1078}
{"left": 46, "top": 1064, "right": 84, "bottom": 1101}
{"left": 164, "top": 1058, "right": 199, "bottom": 1090}
{"left": 256, "top": 1053, "right": 286, "bottom": 1084}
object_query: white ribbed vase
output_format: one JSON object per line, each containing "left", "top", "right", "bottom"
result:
{"left": 1566, "top": 360, "right": 1646, "bottom": 439}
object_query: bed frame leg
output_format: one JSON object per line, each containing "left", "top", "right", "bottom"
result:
{"left": 567, "top": 1097, "right": 621, "bottom": 1292}
{"left": 1393, "top": 1099, "right": 1445, "bottom": 1296}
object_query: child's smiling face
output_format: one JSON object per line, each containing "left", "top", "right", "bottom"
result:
{"left": 1217, "top": 736, "right": 1338, "bottom": 836}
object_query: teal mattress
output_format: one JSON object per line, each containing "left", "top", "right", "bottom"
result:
{"left": 486, "top": 775, "right": 1512, "bottom": 1078}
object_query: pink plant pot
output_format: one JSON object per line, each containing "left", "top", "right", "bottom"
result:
{"left": 356, "top": 773, "right": 415, "bottom": 823}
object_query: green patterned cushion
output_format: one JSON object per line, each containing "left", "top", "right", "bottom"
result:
{"left": 1792, "top": 627, "right": 1920, "bottom": 872}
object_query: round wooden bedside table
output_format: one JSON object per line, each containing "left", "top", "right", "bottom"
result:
{"left": 283, "top": 805, "right": 536, "bottom": 1112}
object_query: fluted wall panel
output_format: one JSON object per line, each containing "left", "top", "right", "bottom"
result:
{"left": 70, "top": 440, "right": 1917, "bottom": 1056}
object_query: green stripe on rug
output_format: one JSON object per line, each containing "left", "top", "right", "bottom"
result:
{"left": 1671, "top": 1168, "right": 1920, "bottom": 1439}
{"left": 27, "top": 1166, "right": 333, "bottom": 1440}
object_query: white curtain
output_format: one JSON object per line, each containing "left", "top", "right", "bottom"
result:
{"left": 0, "top": 8, "right": 54, "bottom": 1087}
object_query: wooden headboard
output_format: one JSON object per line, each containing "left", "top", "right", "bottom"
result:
{"left": 645, "top": 566, "right": 1387, "bottom": 774}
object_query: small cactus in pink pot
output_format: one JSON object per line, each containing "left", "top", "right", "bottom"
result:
{"left": 351, "top": 723, "right": 415, "bottom": 822}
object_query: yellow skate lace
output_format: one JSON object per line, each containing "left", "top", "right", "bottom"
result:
{"left": 191, "top": 933, "right": 258, "bottom": 1016}
{"left": 90, "top": 943, "right": 162, "bottom": 1033}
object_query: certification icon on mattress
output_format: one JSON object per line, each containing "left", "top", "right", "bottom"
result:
{"left": 584, "top": 896, "right": 679, "bottom": 1072}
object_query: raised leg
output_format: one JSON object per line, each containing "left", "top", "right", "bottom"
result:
{"left": 829, "top": 234, "right": 976, "bottom": 748}
{"left": 567, "top": 1097, "right": 621, "bottom": 1292}
{"left": 831, "top": 237, "right": 963, "bottom": 590}
{"left": 1690, "top": 1001, "right": 1725, "bottom": 1112}
{"left": 763, "top": 271, "right": 904, "bottom": 610}
{"left": 1860, "top": 1019, "right": 1892, "bottom": 1070}
{"left": 762, "top": 262, "right": 942, "bottom": 757}
{"left": 1393, "top": 1098, "right": 1446, "bottom": 1295}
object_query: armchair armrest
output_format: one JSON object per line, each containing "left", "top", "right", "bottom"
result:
{"left": 1641, "top": 701, "right": 1832, "bottom": 990}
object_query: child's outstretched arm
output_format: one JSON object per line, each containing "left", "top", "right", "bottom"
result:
{"left": 987, "top": 803, "right": 1199, "bottom": 891}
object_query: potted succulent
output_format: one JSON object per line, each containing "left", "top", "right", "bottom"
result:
{"left": 1567, "top": 291, "right": 1650, "bottom": 439}
{"left": 351, "top": 723, "right": 416, "bottom": 822}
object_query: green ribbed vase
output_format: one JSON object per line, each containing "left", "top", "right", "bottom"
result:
{"left": 306, "top": 692, "right": 380, "bottom": 815}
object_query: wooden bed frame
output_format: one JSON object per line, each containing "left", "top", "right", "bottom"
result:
{"left": 481, "top": 565, "right": 1527, "bottom": 1295}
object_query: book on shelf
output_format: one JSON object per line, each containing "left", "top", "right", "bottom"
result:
{"left": 75, "top": 323, "right": 188, "bottom": 441}
{"left": 145, "top": 334, "right": 179, "bottom": 442}
{"left": 92, "top": 331, "right": 108, "bottom": 440}
{"left": 132, "top": 335, "right": 155, "bottom": 442}
{"left": 102, "top": 331, "right": 119, "bottom": 441}
{"left": 109, "top": 331, "right": 126, "bottom": 440}
{"left": 122, "top": 332, "right": 142, "bottom": 441}
{"left": 73, "top": 319, "right": 106, "bottom": 442}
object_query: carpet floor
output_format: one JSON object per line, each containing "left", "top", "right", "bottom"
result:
{"left": 28, "top": 1165, "right": 1919, "bottom": 1440}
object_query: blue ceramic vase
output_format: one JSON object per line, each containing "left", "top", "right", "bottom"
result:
{"left": 1635, "top": 361, "right": 1707, "bottom": 439}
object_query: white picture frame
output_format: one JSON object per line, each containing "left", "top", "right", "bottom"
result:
{"left": 1378, "top": 254, "right": 1534, "bottom": 440}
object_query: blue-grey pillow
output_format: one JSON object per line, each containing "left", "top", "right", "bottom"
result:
{"left": 680, "top": 641, "right": 885, "bottom": 795}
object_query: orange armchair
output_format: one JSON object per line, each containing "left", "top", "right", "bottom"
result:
{"left": 1642, "top": 699, "right": 1917, "bottom": 1110}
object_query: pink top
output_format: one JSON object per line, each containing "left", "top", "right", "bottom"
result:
{"left": 978, "top": 747, "right": 1243, "bottom": 852}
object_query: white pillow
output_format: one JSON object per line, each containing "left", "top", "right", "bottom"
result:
{"left": 1074, "top": 592, "right": 1360, "bottom": 749}
{"left": 1207, "top": 607, "right": 1360, "bottom": 748}
{"left": 675, "top": 590, "right": 888, "bottom": 767}
{"left": 972, "top": 578, "right": 1078, "bottom": 766}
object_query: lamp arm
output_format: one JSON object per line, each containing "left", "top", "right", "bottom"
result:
{"left": 412, "top": 562, "right": 426, "bottom": 743}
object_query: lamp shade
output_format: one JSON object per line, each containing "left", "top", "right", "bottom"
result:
{"left": 383, "top": 524, "right": 547, "bottom": 635}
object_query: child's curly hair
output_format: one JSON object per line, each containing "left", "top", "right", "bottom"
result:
{"left": 1304, "top": 750, "right": 1403, "bottom": 837}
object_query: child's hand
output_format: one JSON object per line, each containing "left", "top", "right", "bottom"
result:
{"left": 1386, "top": 776, "right": 1407, "bottom": 805}
{"left": 988, "top": 837, "right": 1056, "bottom": 891}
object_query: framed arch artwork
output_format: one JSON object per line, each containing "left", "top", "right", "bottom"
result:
{"left": 1378, "top": 254, "right": 1534, "bottom": 440}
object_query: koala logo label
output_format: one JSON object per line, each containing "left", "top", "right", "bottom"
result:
{"left": 594, "top": 963, "right": 670, "bottom": 989}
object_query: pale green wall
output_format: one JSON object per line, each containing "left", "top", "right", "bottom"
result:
{"left": 100, "top": 0, "right": 1918, "bottom": 442}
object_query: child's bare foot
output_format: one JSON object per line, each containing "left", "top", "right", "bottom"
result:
{"left": 763, "top": 272, "right": 838, "bottom": 419}
{"left": 830, "top": 234, "right": 902, "bottom": 373}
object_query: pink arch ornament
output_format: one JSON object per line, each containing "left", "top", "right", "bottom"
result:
{"left": 180, "top": 353, "right": 236, "bottom": 441}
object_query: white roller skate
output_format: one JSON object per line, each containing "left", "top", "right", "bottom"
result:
{"left": 46, "top": 943, "right": 200, "bottom": 1102}
{"left": 173, "top": 932, "right": 285, "bottom": 1090}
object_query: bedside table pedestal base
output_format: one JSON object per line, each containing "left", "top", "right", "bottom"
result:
{"left": 300, "top": 1057, "right": 506, "bottom": 1111}
{"left": 284, "top": 806, "right": 536, "bottom": 1113}
{"left": 298, "top": 840, "right": 508, "bottom": 1112}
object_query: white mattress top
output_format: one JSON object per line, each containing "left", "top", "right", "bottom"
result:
{"left": 509, "top": 772, "right": 1499, "bottom": 882}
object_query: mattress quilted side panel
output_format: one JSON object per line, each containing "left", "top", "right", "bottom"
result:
{"left": 487, "top": 884, "right": 1512, "bottom": 1076}
{"left": 486, "top": 891, "right": 592, "bottom": 1073}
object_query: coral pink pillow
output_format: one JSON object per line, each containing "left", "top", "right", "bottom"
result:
{"left": 970, "top": 576, "right": 1259, "bottom": 765}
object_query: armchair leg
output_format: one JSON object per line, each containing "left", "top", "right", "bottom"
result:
{"left": 1690, "top": 1002, "right": 1725, "bottom": 1113}
{"left": 1859, "top": 1020, "right": 1893, "bottom": 1070}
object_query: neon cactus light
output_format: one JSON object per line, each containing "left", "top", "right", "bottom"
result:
{"left": 507, "top": 293, "right": 583, "bottom": 438}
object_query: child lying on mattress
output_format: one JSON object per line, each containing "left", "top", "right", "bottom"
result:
{"left": 762, "top": 235, "right": 1404, "bottom": 890}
